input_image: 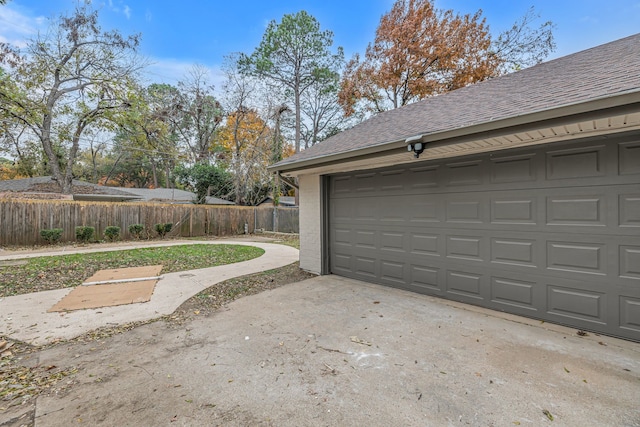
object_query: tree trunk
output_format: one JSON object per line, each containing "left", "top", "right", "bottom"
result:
{"left": 165, "top": 161, "right": 172, "bottom": 188}
{"left": 41, "top": 112, "right": 66, "bottom": 191}
{"left": 294, "top": 87, "right": 301, "bottom": 153}
{"left": 150, "top": 159, "right": 158, "bottom": 188}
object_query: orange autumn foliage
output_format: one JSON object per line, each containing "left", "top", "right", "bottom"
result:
{"left": 339, "top": 0, "right": 499, "bottom": 116}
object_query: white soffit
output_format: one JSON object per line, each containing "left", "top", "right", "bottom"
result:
{"left": 285, "top": 111, "right": 640, "bottom": 177}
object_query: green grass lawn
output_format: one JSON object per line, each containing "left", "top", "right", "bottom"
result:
{"left": 0, "top": 244, "right": 264, "bottom": 297}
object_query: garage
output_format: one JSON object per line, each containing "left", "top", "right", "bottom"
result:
{"left": 270, "top": 34, "right": 640, "bottom": 342}
{"left": 328, "top": 133, "right": 640, "bottom": 340}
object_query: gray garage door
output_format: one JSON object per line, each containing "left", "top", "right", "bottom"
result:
{"left": 328, "top": 133, "right": 640, "bottom": 341}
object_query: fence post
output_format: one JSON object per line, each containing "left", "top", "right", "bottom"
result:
{"left": 273, "top": 206, "right": 278, "bottom": 233}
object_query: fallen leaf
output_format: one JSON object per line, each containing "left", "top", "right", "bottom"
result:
{"left": 564, "top": 367, "right": 570, "bottom": 373}
{"left": 542, "top": 409, "right": 554, "bottom": 421}
{"left": 373, "top": 301, "right": 380, "bottom": 304}
{"left": 193, "top": 310, "right": 200, "bottom": 315}
{"left": 350, "top": 336, "right": 372, "bottom": 346}
{"left": 513, "top": 422, "right": 521, "bottom": 426}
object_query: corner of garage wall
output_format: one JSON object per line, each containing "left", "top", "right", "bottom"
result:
{"left": 298, "top": 173, "right": 323, "bottom": 275}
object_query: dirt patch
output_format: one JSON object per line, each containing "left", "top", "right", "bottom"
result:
{"left": 171, "top": 262, "right": 314, "bottom": 322}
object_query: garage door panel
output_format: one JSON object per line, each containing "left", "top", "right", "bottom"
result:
{"left": 329, "top": 134, "right": 640, "bottom": 341}
{"left": 546, "top": 283, "right": 607, "bottom": 325}
{"left": 353, "top": 172, "right": 377, "bottom": 192}
{"left": 333, "top": 228, "right": 352, "bottom": 245}
{"left": 619, "top": 296, "right": 640, "bottom": 333}
{"left": 446, "top": 199, "right": 484, "bottom": 223}
{"left": 380, "top": 260, "right": 407, "bottom": 286}
{"left": 354, "top": 199, "right": 377, "bottom": 220}
{"left": 618, "top": 141, "right": 640, "bottom": 175}
{"left": 446, "top": 235, "right": 484, "bottom": 261}
{"left": 410, "top": 265, "right": 442, "bottom": 292}
{"left": 619, "top": 194, "right": 640, "bottom": 227}
{"left": 491, "top": 198, "right": 537, "bottom": 224}
{"left": 354, "top": 230, "right": 376, "bottom": 249}
{"left": 619, "top": 245, "right": 640, "bottom": 279}
{"left": 546, "top": 194, "right": 607, "bottom": 226}
{"left": 354, "top": 256, "right": 377, "bottom": 278}
{"left": 380, "top": 232, "right": 405, "bottom": 252}
{"left": 546, "top": 241, "right": 606, "bottom": 275}
{"left": 331, "top": 176, "right": 352, "bottom": 194}
{"left": 379, "top": 168, "right": 407, "bottom": 191}
{"left": 409, "top": 165, "right": 440, "bottom": 188}
{"left": 490, "top": 276, "right": 538, "bottom": 311}
{"left": 411, "top": 233, "right": 441, "bottom": 257}
{"left": 332, "top": 253, "right": 352, "bottom": 274}
{"left": 332, "top": 200, "right": 353, "bottom": 221}
{"left": 445, "top": 160, "right": 484, "bottom": 186}
{"left": 490, "top": 153, "right": 537, "bottom": 183}
{"left": 446, "top": 270, "right": 485, "bottom": 300}
{"left": 490, "top": 238, "right": 537, "bottom": 267}
{"left": 409, "top": 198, "right": 442, "bottom": 222}
{"left": 546, "top": 145, "right": 607, "bottom": 180}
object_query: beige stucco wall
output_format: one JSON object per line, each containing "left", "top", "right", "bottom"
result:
{"left": 297, "top": 173, "right": 322, "bottom": 274}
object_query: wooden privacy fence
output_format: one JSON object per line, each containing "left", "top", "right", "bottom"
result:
{"left": 254, "top": 206, "right": 299, "bottom": 234}
{"left": 0, "top": 199, "right": 299, "bottom": 246}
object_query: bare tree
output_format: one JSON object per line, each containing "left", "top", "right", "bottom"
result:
{"left": 300, "top": 68, "right": 354, "bottom": 149}
{"left": 175, "top": 65, "right": 224, "bottom": 163}
{"left": 218, "top": 54, "right": 279, "bottom": 205}
{"left": 0, "top": 4, "right": 144, "bottom": 193}
{"left": 491, "top": 7, "right": 556, "bottom": 74}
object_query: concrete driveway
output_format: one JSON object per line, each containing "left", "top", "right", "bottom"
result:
{"left": 6, "top": 275, "right": 638, "bottom": 426}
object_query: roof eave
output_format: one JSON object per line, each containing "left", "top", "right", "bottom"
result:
{"left": 269, "top": 89, "right": 640, "bottom": 174}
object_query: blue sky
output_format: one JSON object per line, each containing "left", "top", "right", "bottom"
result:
{"left": 1, "top": 0, "right": 638, "bottom": 89}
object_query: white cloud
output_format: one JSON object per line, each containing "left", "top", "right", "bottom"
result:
{"left": 144, "top": 58, "right": 225, "bottom": 92}
{"left": 0, "top": 5, "right": 47, "bottom": 49}
{"left": 105, "top": 1, "right": 132, "bottom": 19}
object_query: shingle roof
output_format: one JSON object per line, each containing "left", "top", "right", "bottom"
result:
{"left": 0, "top": 177, "right": 135, "bottom": 196}
{"left": 123, "top": 188, "right": 235, "bottom": 204}
{"left": 273, "top": 33, "right": 640, "bottom": 170}
{"left": 121, "top": 187, "right": 196, "bottom": 202}
{"left": 0, "top": 178, "right": 237, "bottom": 205}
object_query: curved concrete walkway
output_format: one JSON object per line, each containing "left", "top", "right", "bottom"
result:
{"left": 0, "top": 240, "right": 299, "bottom": 346}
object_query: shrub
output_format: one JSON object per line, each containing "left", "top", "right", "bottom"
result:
{"left": 40, "top": 228, "right": 63, "bottom": 244}
{"left": 75, "top": 226, "right": 95, "bottom": 243}
{"left": 154, "top": 222, "right": 173, "bottom": 238}
{"left": 128, "top": 224, "right": 145, "bottom": 239}
{"left": 104, "top": 226, "right": 121, "bottom": 242}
